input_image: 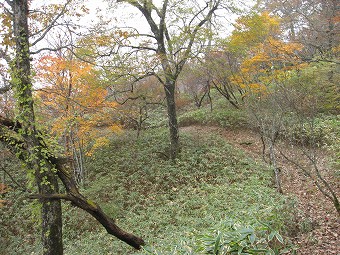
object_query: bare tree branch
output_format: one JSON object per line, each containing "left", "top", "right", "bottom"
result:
{"left": 30, "top": 0, "right": 72, "bottom": 47}
{"left": 0, "top": 165, "right": 26, "bottom": 192}
{"left": 30, "top": 44, "right": 72, "bottom": 54}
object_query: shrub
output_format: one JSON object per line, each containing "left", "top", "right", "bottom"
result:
{"left": 178, "top": 106, "right": 246, "bottom": 128}
{"left": 195, "top": 218, "right": 296, "bottom": 255}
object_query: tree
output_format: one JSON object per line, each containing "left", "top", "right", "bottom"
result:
{"left": 225, "top": 12, "right": 303, "bottom": 193}
{"left": 261, "top": 0, "right": 340, "bottom": 61}
{"left": 199, "top": 12, "right": 295, "bottom": 110}
{"left": 109, "top": 75, "right": 165, "bottom": 137}
{"left": 112, "top": 0, "right": 224, "bottom": 159}
{"left": 1, "top": 0, "right": 144, "bottom": 253}
{"left": 35, "top": 53, "right": 119, "bottom": 183}
{"left": 246, "top": 66, "right": 340, "bottom": 215}
{"left": 205, "top": 50, "right": 246, "bottom": 109}
{"left": 178, "top": 61, "right": 212, "bottom": 109}
{"left": 9, "top": 0, "right": 63, "bottom": 253}
{"left": 229, "top": 12, "right": 339, "bottom": 214}
{"left": 227, "top": 12, "right": 303, "bottom": 94}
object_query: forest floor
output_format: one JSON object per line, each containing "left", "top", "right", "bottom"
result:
{"left": 181, "top": 125, "right": 340, "bottom": 255}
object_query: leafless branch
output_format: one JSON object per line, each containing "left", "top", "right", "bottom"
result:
{"left": 0, "top": 165, "right": 26, "bottom": 192}
{"left": 30, "top": 0, "right": 72, "bottom": 47}
{"left": 30, "top": 44, "right": 72, "bottom": 54}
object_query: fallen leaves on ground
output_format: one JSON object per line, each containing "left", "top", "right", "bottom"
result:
{"left": 181, "top": 125, "right": 339, "bottom": 255}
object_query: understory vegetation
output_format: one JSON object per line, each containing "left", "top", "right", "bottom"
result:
{"left": 1, "top": 93, "right": 339, "bottom": 254}
{"left": 2, "top": 89, "right": 339, "bottom": 254}
{"left": 1, "top": 125, "right": 297, "bottom": 254}
{"left": 1, "top": 1, "right": 339, "bottom": 254}
{"left": 178, "top": 99, "right": 248, "bottom": 129}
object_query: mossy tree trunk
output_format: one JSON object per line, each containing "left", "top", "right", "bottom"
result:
{"left": 4, "top": 1, "right": 145, "bottom": 252}
{"left": 12, "top": 0, "right": 63, "bottom": 254}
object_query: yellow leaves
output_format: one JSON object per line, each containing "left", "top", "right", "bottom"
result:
{"left": 233, "top": 12, "right": 277, "bottom": 33}
{"left": 84, "top": 124, "right": 122, "bottom": 157}
{"left": 108, "top": 124, "right": 122, "bottom": 134}
{"left": 266, "top": 38, "right": 302, "bottom": 57}
{"left": 0, "top": 13, "right": 11, "bottom": 30}
{"left": 242, "top": 41, "right": 302, "bottom": 73}
{"left": 247, "top": 83, "right": 267, "bottom": 93}
{"left": 29, "top": 3, "right": 70, "bottom": 35}
{"left": 89, "top": 30, "right": 130, "bottom": 47}
{"left": 50, "top": 116, "right": 69, "bottom": 137}
{"left": 229, "top": 75, "right": 244, "bottom": 85}
{"left": 227, "top": 11, "right": 304, "bottom": 97}
{"left": 229, "top": 12, "right": 281, "bottom": 52}
{"left": 37, "top": 55, "right": 93, "bottom": 82}
{"left": 35, "top": 54, "right": 120, "bottom": 156}
{"left": 116, "top": 30, "right": 129, "bottom": 39}
{"left": 85, "top": 137, "right": 109, "bottom": 157}
{"left": 232, "top": 17, "right": 303, "bottom": 96}
{"left": 332, "top": 45, "right": 340, "bottom": 55}
{"left": 0, "top": 12, "right": 14, "bottom": 47}
{"left": 74, "top": 4, "right": 90, "bottom": 17}
{"left": 95, "top": 35, "right": 115, "bottom": 47}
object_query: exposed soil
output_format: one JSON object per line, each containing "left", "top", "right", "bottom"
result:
{"left": 181, "top": 125, "right": 340, "bottom": 255}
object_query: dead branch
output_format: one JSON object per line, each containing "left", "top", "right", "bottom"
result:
{"left": 0, "top": 116, "right": 145, "bottom": 249}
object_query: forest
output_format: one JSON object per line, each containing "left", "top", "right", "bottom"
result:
{"left": 0, "top": 0, "right": 339, "bottom": 254}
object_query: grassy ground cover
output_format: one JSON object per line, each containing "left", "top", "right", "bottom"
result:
{"left": 4, "top": 96, "right": 338, "bottom": 254}
{"left": 60, "top": 128, "right": 294, "bottom": 254}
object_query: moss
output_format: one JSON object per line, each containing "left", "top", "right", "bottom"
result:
{"left": 87, "top": 199, "right": 97, "bottom": 209}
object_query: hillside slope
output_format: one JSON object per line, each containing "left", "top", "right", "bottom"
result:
{"left": 181, "top": 125, "right": 339, "bottom": 255}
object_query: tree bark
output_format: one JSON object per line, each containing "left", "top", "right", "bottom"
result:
{"left": 12, "top": 0, "right": 63, "bottom": 254}
{"left": 0, "top": 116, "right": 146, "bottom": 251}
{"left": 52, "top": 162, "right": 145, "bottom": 249}
{"left": 120, "top": 0, "right": 221, "bottom": 159}
{"left": 5, "top": 0, "right": 146, "bottom": 251}
{"left": 164, "top": 80, "right": 179, "bottom": 160}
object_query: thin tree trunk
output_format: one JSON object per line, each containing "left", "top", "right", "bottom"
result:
{"left": 269, "top": 142, "right": 283, "bottom": 194}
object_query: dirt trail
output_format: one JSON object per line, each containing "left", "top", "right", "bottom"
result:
{"left": 181, "top": 125, "right": 340, "bottom": 255}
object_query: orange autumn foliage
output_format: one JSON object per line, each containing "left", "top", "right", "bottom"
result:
{"left": 35, "top": 55, "right": 120, "bottom": 156}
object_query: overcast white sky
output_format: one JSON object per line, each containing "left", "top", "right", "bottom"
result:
{"left": 83, "top": 0, "right": 256, "bottom": 35}
{"left": 0, "top": 0, "right": 256, "bottom": 89}
{"left": 27, "top": 0, "right": 257, "bottom": 45}
{"left": 1, "top": 0, "right": 257, "bottom": 65}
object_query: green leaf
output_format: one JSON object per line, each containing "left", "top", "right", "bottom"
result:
{"left": 275, "top": 232, "right": 284, "bottom": 244}
{"left": 248, "top": 248, "right": 269, "bottom": 253}
{"left": 213, "top": 231, "right": 222, "bottom": 254}
{"left": 239, "top": 228, "right": 254, "bottom": 234}
{"left": 268, "top": 231, "right": 276, "bottom": 241}
{"left": 266, "top": 247, "right": 275, "bottom": 255}
{"left": 248, "top": 233, "right": 256, "bottom": 244}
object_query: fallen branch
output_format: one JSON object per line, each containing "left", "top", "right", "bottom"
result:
{"left": 0, "top": 115, "right": 145, "bottom": 249}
